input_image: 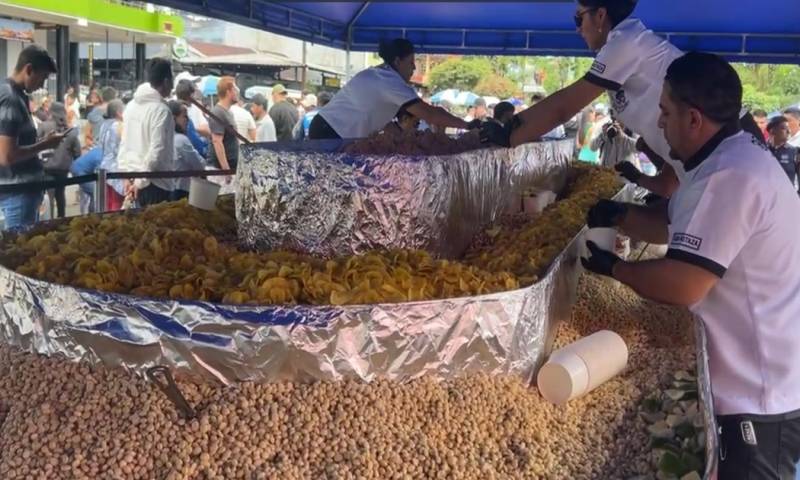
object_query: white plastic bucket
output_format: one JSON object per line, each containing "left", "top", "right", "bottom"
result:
{"left": 188, "top": 177, "right": 221, "bottom": 211}
{"left": 537, "top": 330, "right": 629, "bottom": 405}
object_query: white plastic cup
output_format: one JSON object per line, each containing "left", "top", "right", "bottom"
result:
{"left": 523, "top": 190, "right": 556, "bottom": 216}
{"left": 188, "top": 177, "right": 221, "bottom": 211}
{"left": 537, "top": 330, "right": 629, "bottom": 405}
{"left": 580, "top": 227, "right": 618, "bottom": 260}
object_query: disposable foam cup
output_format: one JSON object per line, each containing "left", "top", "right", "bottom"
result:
{"left": 537, "top": 330, "right": 629, "bottom": 405}
{"left": 523, "top": 190, "right": 556, "bottom": 216}
{"left": 580, "top": 227, "right": 617, "bottom": 260}
{"left": 188, "top": 177, "right": 221, "bottom": 211}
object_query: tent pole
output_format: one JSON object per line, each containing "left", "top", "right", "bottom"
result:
{"left": 344, "top": 1, "right": 370, "bottom": 82}
{"left": 346, "top": 47, "right": 351, "bottom": 82}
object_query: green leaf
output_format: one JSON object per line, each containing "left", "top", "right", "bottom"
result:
{"left": 658, "top": 451, "right": 688, "bottom": 476}
{"left": 664, "top": 389, "right": 686, "bottom": 401}
{"left": 674, "top": 423, "right": 696, "bottom": 439}
{"left": 680, "top": 452, "right": 704, "bottom": 473}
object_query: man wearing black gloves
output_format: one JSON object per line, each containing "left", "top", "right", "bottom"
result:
{"left": 583, "top": 52, "right": 800, "bottom": 480}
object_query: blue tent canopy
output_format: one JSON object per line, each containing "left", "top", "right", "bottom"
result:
{"left": 154, "top": 1, "right": 800, "bottom": 64}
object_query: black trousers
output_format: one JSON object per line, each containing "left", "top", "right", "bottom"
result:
{"left": 137, "top": 184, "right": 172, "bottom": 207}
{"left": 718, "top": 412, "right": 800, "bottom": 480}
{"left": 46, "top": 170, "right": 68, "bottom": 218}
{"left": 308, "top": 114, "right": 341, "bottom": 140}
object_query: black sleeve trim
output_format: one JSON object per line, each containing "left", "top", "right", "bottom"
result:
{"left": 397, "top": 97, "right": 423, "bottom": 115}
{"left": 666, "top": 248, "right": 727, "bottom": 278}
{"left": 584, "top": 72, "right": 622, "bottom": 91}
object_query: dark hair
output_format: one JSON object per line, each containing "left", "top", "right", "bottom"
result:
{"left": 100, "top": 86, "right": 118, "bottom": 103}
{"left": 531, "top": 93, "right": 546, "bottom": 103}
{"left": 49, "top": 102, "right": 68, "bottom": 131}
{"left": 378, "top": 38, "right": 414, "bottom": 66}
{"left": 318, "top": 91, "right": 333, "bottom": 107}
{"left": 175, "top": 79, "right": 196, "bottom": 101}
{"left": 493, "top": 102, "right": 515, "bottom": 120}
{"left": 577, "top": 0, "right": 637, "bottom": 27}
{"left": 396, "top": 108, "right": 415, "bottom": 122}
{"left": 147, "top": 58, "right": 173, "bottom": 89}
{"left": 15, "top": 44, "right": 57, "bottom": 74}
{"left": 250, "top": 93, "right": 268, "bottom": 110}
{"left": 768, "top": 115, "right": 788, "bottom": 132}
{"left": 167, "top": 100, "right": 186, "bottom": 134}
{"left": 783, "top": 108, "right": 800, "bottom": 120}
{"left": 665, "top": 52, "right": 742, "bottom": 124}
{"left": 752, "top": 109, "right": 768, "bottom": 118}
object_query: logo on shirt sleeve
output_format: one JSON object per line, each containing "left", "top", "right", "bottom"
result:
{"left": 671, "top": 233, "right": 702, "bottom": 251}
{"left": 590, "top": 61, "right": 606, "bottom": 74}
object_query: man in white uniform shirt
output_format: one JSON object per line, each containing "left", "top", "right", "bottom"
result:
{"left": 583, "top": 52, "right": 800, "bottom": 480}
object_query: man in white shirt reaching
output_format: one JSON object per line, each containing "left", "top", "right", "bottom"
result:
{"left": 583, "top": 52, "right": 800, "bottom": 480}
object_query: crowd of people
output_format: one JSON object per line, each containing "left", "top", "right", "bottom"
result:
{"left": 0, "top": 45, "right": 340, "bottom": 229}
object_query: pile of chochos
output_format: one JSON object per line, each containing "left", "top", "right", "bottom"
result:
{"left": 1, "top": 165, "right": 619, "bottom": 306}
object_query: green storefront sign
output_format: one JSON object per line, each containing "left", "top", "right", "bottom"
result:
{"left": 0, "top": 0, "right": 184, "bottom": 37}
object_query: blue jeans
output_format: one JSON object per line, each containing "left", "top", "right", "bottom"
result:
{"left": 0, "top": 190, "right": 43, "bottom": 230}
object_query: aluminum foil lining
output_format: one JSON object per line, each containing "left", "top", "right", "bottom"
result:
{"left": 694, "top": 318, "right": 718, "bottom": 480}
{"left": 236, "top": 139, "right": 572, "bottom": 258}
{"left": 0, "top": 219, "right": 584, "bottom": 386}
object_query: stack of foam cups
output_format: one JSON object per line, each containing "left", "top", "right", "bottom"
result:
{"left": 536, "top": 330, "right": 629, "bottom": 405}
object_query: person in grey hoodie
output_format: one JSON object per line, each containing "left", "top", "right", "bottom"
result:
{"left": 86, "top": 86, "right": 117, "bottom": 146}
{"left": 37, "top": 101, "right": 81, "bottom": 218}
{"left": 167, "top": 100, "right": 205, "bottom": 200}
{"left": 116, "top": 58, "right": 175, "bottom": 207}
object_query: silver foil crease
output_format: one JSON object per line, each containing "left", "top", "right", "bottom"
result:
{"left": 694, "top": 317, "right": 718, "bottom": 479}
{"left": 0, "top": 219, "right": 583, "bottom": 386}
{"left": 236, "top": 140, "right": 572, "bottom": 258}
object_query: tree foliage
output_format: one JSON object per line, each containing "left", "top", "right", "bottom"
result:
{"left": 734, "top": 63, "right": 800, "bottom": 111}
{"left": 475, "top": 74, "right": 521, "bottom": 98}
{"left": 423, "top": 55, "right": 800, "bottom": 112}
{"left": 427, "top": 57, "right": 493, "bottom": 92}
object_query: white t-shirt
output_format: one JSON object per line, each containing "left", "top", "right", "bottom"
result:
{"left": 230, "top": 104, "right": 256, "bottom": 143}
{"left": 584, "top": 18, "right": 683, "bottom": 179}
{"left": 667, "top": 127, "right": 800, "bottom": 416}
{"left": 256, "top": 115, "right": 277, "bottom": 142}
{"left": 318, "top": 65, "right": 420, "bottom": 139}
{"left": 187, "top": 103, "right": 208, "bottom": 132}
{"left": 789, "top": 130, "right": 800, "bottom": 148}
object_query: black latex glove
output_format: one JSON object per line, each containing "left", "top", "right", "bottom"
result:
{"left": 480, "top": 121, "right": 511, "bottom": 147}
{"left": 643, "top": 193, "right": 664, "bottom": 206}
{"left": 466, "top": 119, "right": 483, "bottom": 130}
{"left": 586, "top": 199, "right": 627, "bottom": 228}
{"left": 480, "top": 115, "right": 522, "bottom": 147}
{"left": 614, "top": 161, "right": 643, "bottom": 183}
{"left": 581, "top": 240, "right": 620, "bottom": 278}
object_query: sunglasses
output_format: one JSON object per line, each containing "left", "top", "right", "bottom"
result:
{"left": 574, "top": 8, "right": 598, "bottom": 28}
